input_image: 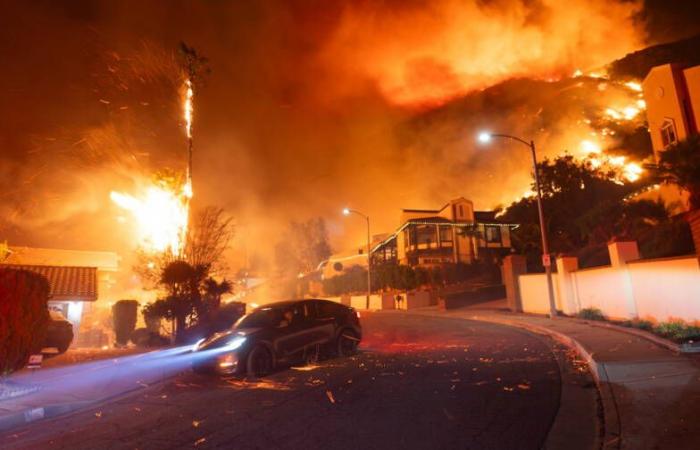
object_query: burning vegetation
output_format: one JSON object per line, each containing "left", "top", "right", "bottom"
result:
{"left": 1, "top": 1, "right": 698, "bottom": 278}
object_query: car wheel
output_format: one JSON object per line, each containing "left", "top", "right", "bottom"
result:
{"left": 246, "top": 345, "right": 273, "bottom": 378}
{"left": 336, "top": 329, "right": 359, "bottom": 357}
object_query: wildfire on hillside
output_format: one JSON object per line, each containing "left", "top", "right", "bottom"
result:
{"left": 571, "top": 73, "right": 648, "bottom": 183}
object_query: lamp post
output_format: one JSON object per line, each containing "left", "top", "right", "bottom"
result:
{"left": 343, "top": 208, "right": 371, "bottom": 310}
{"left": 477, "top": 132, "right": 557, "bottom": 318}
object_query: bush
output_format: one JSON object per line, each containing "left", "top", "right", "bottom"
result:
{"left": 654, "top": 320, "right": 700, "bottom": 342}
{"left": 0, "top": 268, "right": 50, "bottom": 375}
{"left": 45, "top": 312, "right": 74, "bottom": 354}
{"left": 577, "top": 307, "right": 606, "bottom": 321}
{"left": 130, "top": 328, "right": 169, "bottom": 348}
{"left": 620, "top": 319, "right": 654, "bottom": 332}
{"left": 112, "top": 300, "right": 139, "bottom": 347}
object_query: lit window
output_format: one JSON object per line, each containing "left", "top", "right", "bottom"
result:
{"left": 485, "top": 226, "right": 501, "bottom": 244}
{"left": 660, "top": 119, "right": 677, "bottom": 149}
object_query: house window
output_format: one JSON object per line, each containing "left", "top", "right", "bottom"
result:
{"left": 415, "top": 224, "right": 436, "bottom": 248}
{"left": 458, "top": 205, "right": 464, "bottom": 217}
{"left": 485, "top": 226, "right": 501, "bottom": 244}
{"left": 439, "top": 225, "right": 453, "bottom": 247}
{"left": 660, "top": 119, "right": 677, "bottom": 149}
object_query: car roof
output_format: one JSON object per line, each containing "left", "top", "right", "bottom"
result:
{"left": 252, "top": 299, "right": 347, "bottom": 310}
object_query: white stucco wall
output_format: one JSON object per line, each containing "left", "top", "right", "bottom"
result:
{"left": 570, "top": 267, "right": 630, "bottom": 319}
{"left": 518, "top": 273, "right": 561, "bottom": 315}
{"left": 518, "top": 248, "right": 700, "bottom": 323}
{"left": 628, "top": 257, "right": 700, "bottom": 322}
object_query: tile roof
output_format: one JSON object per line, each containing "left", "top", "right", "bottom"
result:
{"left": 1, "top": 265, "right": 98, "bottom": 301}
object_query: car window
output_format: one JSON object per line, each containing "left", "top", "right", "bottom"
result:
{"left": 303, "top": 301, "right": 317, "bottom": 320}
{"left": 317, "top": 301, "right": 341, "bottom": 319}
{"left": 236, "top": 308, "right": 282, "bottom": 329}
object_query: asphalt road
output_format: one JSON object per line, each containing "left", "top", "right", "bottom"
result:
{"left": 2, "top": 312, "right": 587, "bottom": 450}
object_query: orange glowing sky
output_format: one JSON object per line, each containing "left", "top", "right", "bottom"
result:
{"left": 1, "top": 0, "right": 700, "bottom": 269}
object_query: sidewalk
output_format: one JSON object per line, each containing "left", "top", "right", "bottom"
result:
{"left": 405, "top": 303, "right": 700, "bottom": 450}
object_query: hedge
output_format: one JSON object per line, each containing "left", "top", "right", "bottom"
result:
{"left": 0, "top": 268, "right": 50, "bottom": 375}
{"left": 112, "top": 300, "right": 139, "bottom": 347}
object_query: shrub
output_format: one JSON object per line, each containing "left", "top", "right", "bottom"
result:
{"left": 130, "top": 328, "right": 169, "bottom": 348}
{"left": 112, "top": 300, "right": 139, "bottom": 347}
{"left": 620, "top": 319, "right": 654, "bottom": 332}
{"left": 0, "top": 268, "right": 50, "bottom": 375}
{"left": 577, "top": 307, "right": 606, "bottom": 321}
{"left": 654, "top": 320, "right": 700, "bottom": 342}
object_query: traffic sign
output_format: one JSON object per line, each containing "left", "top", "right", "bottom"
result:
{"left": 542, "top": 254, "right": 551, "bottom": 267}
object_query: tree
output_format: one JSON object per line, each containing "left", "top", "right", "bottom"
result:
{"left": 275, "top": 218, "right": 332, "bottom": 276}
{"left": 178, "top": 42, "right": 210, "bottom": 87}
{"left": 135, "top": 205, "right": 235, "bottom": 288}
{"left": 501, "top": 155, "right": 681, "bottom": 268}
{"left": 202, "top": 278, "right": 233, "bottom": 314}
{"left": 652, "top": 135, "right": 700, "bottom": 254}
{"left": 654, "top": 135, "right": 700, "bottom": 209}
{"left": 185, "top": 206, "right": 235, "bottom": 272}
{"left": 144, "top": 260, "right": 233, "bottom": 342}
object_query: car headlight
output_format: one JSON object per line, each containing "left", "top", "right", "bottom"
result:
{"left": 192, "top": 338, "right": 206, "bottom": 352}
{"left": 224, "top": 336, "right": 247, "bottom": 351}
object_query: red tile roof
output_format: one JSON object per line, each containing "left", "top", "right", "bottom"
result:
{"left": 1, "top": 265, "right": 98, "bottom": 301}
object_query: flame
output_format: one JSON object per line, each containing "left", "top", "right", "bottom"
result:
{"left": 580, "top": 139, "right": 601, "bottom": 154}
{"left": 624, "top": 81, "right": 642, "bottom": 92}
{"left": 110, "top": 179, "right": 190, "bottom": 254}
{"left": 184, "top": 79, "right": 193, "bottom": 139}
{"left": 579, "top": 145, "right": 643, "bottom": 183}
{"left": 623, "top": 162, "right": 642, "bottom": 182}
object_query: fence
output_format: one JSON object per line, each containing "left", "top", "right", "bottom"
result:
{"left": 507, "top": 242, "right": 700, "bottom": 322}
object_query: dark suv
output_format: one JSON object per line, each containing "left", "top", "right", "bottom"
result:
{"left": 192, "top": 299, "right": 362, "bottom": 376}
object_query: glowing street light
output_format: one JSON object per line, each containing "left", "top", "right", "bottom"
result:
{"left": 342, "top": 207, "right": 371, "bottom": 310}
{"left": 477, "top": 131, "right": 557, "bottom": 318}
{"left": 477, "top": 131, "right": 492, "bottom": 143}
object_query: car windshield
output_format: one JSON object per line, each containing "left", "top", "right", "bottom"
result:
{"left": 235, "top": 307, "right": 286, "bottom": 329}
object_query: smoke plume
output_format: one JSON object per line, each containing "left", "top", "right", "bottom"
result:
{"left": 0, "top": 0, "right": 661, "bottom": 274}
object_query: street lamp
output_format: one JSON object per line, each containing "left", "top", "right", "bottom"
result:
{"left": 342, "top": 207, "right": 371, "bottom": 310}
{"left": 477, "top": 132, "right": 557, "bottom": 318}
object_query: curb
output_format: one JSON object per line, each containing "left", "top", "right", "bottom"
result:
{"left": 578, "top": 320, "right": 700, "bottom": 354}
{"left": 464, "top": 314, "right": 622, "bottom": 449}
{"left": 398, "top": 309, "right": 621, "bottom": 450}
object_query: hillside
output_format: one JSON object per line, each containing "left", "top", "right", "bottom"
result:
{"left": 608, "top": 33, "right": 700, "bottom": 80}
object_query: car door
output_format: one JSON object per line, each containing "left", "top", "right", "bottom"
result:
{"left": 275, "top": 304, "right": 316, "bottom": 357}
{"left": 312, "top": 301, "right": 339, "bottom": 344}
